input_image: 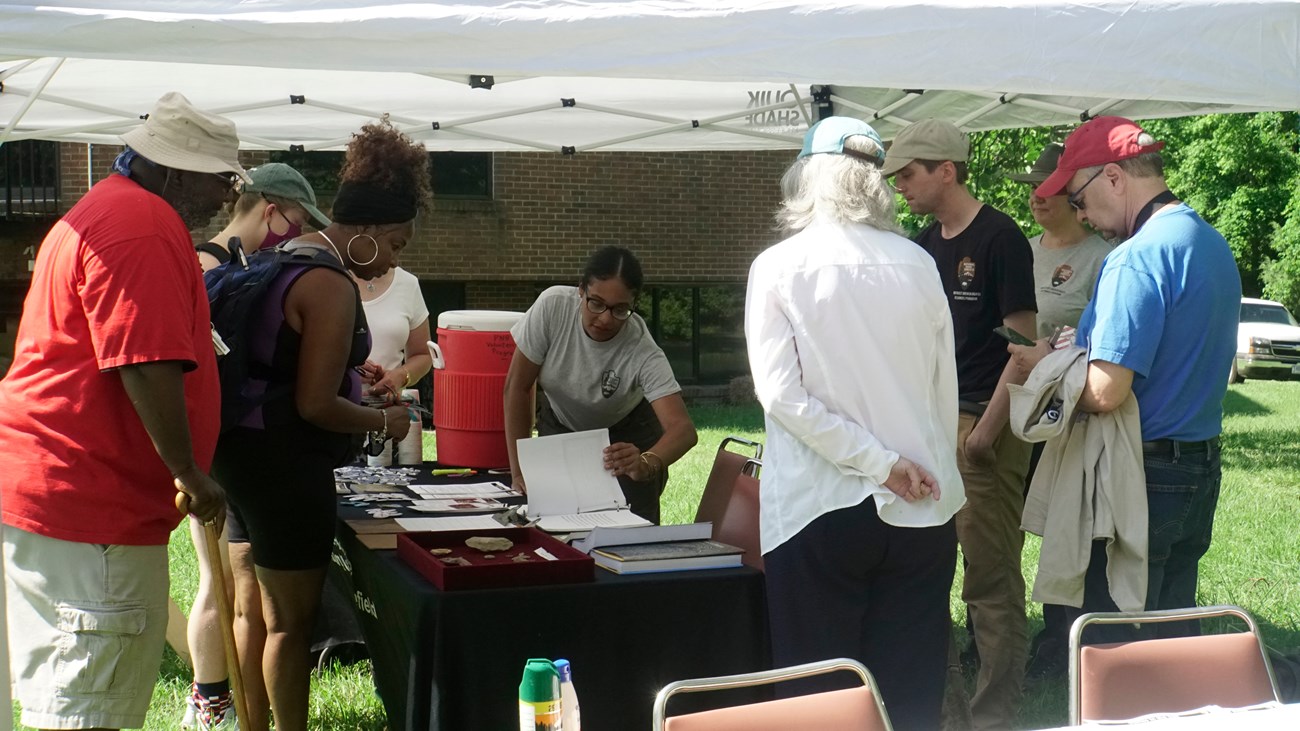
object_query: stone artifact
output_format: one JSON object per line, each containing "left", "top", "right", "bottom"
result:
{"left": 465, "top": 536, "right": 514, "bottom": 552}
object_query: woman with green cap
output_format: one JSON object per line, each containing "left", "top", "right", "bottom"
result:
{"left": 195, "top": 162, "right": 331, "bottom": 272}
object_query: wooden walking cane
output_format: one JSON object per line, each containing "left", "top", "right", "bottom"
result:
{"left": 178, "top": 491, "right": 251, "bottom": 726}
{"left": 203, "top": 519, "right": 251, "bottom": 726}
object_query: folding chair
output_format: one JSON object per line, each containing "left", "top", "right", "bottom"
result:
{"left": 1069, "top": 604, "right": 1282, "bottom": 724}
{"left": 652, "top": 658, "right": 894, "bottom": 731}
{"left": 713, "top": 458, "right": 763, "bottom": 572}
{"left": 694, "top": 436, "right": 762, "bottom": 526}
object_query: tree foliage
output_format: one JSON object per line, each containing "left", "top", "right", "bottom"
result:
{"left": 1143, "top": 112, "right": 1300, "bottom": 297}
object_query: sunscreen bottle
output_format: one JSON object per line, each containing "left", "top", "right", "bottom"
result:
{"left": 518, "top": 658, "right": 562, "bottom": 731}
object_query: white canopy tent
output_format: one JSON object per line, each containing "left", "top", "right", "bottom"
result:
{"left": 1, "top": 0, "right": 1298, "bottom": 152}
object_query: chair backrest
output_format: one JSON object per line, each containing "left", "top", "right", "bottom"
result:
{"left": 1070, "top": 605, "right": 1281, "bottom": 724}
{"left": 714, "top": 459, "right": 763, "bottom": 572}
{"left": 654, "top": 658, "right": 893, "bottom": 731}
{"left": 695, "top": 437, "right": 763, "bottom": 525}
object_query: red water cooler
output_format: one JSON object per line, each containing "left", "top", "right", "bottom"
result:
{"left": 428, "top": 310, "right": 524, "bottom": 468}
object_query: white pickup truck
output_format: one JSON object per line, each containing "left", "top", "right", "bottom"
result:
{"left": 1231, "top": 297, "right": 1300, "bottom": 383}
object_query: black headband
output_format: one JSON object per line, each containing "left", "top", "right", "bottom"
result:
{"left": 331, "top": 180, "right": 417, "bottom": 225}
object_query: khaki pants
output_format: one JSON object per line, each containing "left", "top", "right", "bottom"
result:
{"left": 955, "top": 411, "right": 1032, "bottom": 730}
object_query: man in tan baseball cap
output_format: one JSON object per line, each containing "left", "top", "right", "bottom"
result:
{"left": 0, "top": 90, "right": 234, "bottom": 730}
{"left": 886, "top": 117, "right": 1038, "bottom": 731}
{"left": 881, "top": 117, "right": 970, "bottom": 177}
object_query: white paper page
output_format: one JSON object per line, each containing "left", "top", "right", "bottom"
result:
{"left": 408, "top": 482, "right": 520, "bottom": 499}
{"left": 535, "top": 510, "right": 652, "bottom": 533}
{"left": 395, "top": 516, "right": 505, "bottom": 532}
{"left": 408, "top": 498, "right": 507, "bottom": 514}
{"left": 517, "top": 429, "right": 625, "bottom": 517}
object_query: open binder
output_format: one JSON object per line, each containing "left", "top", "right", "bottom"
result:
{"left": 516, "top": 429, "right": 653, "bottom": 532}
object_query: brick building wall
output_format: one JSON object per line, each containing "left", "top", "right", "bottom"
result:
{"left": 4, "top": 144, "right": 793, "bottom": 377}
{"left": 403, "top": 150, "right": 793, "bottom": 310}
{"left": 17, "top": 144, "right": 793, "bottom": 303}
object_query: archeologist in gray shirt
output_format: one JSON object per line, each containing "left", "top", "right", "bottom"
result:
{"left": 504, "top": 246, "right": 698, "bottom": 523}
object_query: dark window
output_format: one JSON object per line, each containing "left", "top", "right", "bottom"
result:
{"left": 644, "top": 284, "right": 747, "bottom": 384}
{"left": 520, "top": 282, "right": 748, "bottom": 385}
{"left": 1241, "top": 303, "right": 1298, "bottom": 327}
{"left": 268, "top": 150, "right": 491, "bottom": 199}
{"left": 431, "top": 152, "right": 492, "bottom": 199}
{"left": 267, "top": 150, "right": 343, "bottom": 195}
{"left": 1, "top": 140, "right": 59, "bottom": 219}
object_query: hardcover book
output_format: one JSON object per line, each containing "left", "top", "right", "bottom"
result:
{"left": 592, "top": 539, "right": 744, "bottom": 574}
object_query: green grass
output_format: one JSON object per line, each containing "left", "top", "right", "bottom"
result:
{"left": 13, "top": 384, "right": 1300, "bottom": 729}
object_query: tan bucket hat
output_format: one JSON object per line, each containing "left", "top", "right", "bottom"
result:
{"left": 121, "top": 92, "right": 250, "bottom": 183}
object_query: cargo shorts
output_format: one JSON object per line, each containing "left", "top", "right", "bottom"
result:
{"left": 4, "top": 525, "right": 169, "bottom": 729}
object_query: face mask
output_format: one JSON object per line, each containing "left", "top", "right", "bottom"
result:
{"left": 259, "top": 208, "right": 303, "bottom": 249}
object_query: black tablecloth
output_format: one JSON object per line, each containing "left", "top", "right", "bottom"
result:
{"left": 330, "top": 473, "right": 772, "bottom": 730}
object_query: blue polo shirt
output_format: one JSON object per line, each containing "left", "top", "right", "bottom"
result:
{"left": 1076, "top": 204, "right": 1241, "bottom": 441}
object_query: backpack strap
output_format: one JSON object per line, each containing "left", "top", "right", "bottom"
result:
{"left": 195, "top": 241, "right": 231, "bottom": 264}
{"left": 196, "top": 236, "right": 248, "bottom": 267}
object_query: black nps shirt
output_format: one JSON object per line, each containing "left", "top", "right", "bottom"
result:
{"left": 916, "top": 205, "right": 1037, "bottom": 401}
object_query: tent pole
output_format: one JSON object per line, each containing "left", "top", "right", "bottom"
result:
{"left": 0, "top": 57, "right": 64, "bottom": 150}
{"left": 788, "top": 85, "right": 813, "bottom": 126}
{"left": 954, "top": 95, "right": 1014, "bottom": 128}
{"left": 0, "top": 58, "right": 38, "bottom": 82}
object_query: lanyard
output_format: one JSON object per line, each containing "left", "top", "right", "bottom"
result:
{"left": 1132, "top": 190, "right": 1179, "bottom": 235}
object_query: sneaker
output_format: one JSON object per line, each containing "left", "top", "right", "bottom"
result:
{"left": 180, "top": 693, "right": 198, "bottom": 729}
{"left": 195, "top": 692, "right": 240, "bottom": 731}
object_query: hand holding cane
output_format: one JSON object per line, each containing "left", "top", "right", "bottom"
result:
{"left": 176, "top": 491, "right": 250, "bottom": 726}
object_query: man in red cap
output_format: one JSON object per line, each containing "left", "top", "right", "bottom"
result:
{"left": 1016, "top": 116, "right": 1242, "bottom": 641}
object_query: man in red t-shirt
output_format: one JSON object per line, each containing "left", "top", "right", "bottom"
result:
{"left": 0, "top": 92, "right": 246, "bottom": 731}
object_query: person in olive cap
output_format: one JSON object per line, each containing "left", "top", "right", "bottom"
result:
{"left": 1011, "top": 116, "right": 1241, "bottom": 643}
{"left": 0, "top": 90, "right": 237, "bottom": 731}
{"left": 746, "top": 116, "right": 964, "bottom": 730}
{"left": 1007, "top": 143, "right": 1112, "bottom": 340}
{"left": 196, "top": 162, "right": 331, "bottom": 269}
{"left": 883, "top": 117, "right": 1037, "bottom": 730}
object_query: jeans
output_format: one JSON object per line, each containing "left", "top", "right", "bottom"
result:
{"left": 1071, "top": 438, "right": 1222, "bottom": 643}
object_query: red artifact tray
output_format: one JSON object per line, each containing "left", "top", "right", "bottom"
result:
{"left": 397, "top": 527, "right": 594, "bottom": 590}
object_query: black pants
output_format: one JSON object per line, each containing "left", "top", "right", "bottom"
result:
{"left": 535, "top": 396, "right": 666, "bottom": 524}
{"left": 1023, "top": 440, "right": 1069, "bottom": 656}
{"left": 764, "top": 497, "right": 957, "bottom": 731}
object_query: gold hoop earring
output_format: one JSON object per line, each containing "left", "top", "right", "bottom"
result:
{"left": 346, "top": 234, "right": 379, "bottom": 266}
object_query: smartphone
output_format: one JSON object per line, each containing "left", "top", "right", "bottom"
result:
{"left": 993, "top": 325, "right": 1037, "bottom": 346}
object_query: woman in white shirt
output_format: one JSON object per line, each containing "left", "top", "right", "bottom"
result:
{"left": 354, "top": 265, "right": 432, "bottom": 399}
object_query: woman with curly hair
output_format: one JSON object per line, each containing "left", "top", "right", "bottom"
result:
{"left": 212, "top": 118, "right": 430, "bottom": 731}
{"left": 182, "top": 162, "right": 330, "bottom": 731}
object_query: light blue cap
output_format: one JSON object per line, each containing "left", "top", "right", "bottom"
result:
{"left": 798, "top": 116, "right": 885, "bottom": 164}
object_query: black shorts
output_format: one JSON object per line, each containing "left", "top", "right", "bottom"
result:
{"left": 214, "top": 426, "right": 339, "bottom": 571}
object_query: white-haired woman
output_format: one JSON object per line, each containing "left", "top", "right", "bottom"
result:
{"left": 745, "top": 117, "right": 963, "bottom": 731}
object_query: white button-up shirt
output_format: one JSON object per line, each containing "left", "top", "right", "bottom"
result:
{"left": 745, "top": 220, "right": 966, "bottom": 553}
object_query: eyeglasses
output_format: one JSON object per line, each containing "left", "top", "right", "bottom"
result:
{"left": 210, "top": 171, "right": 240, "bottom": 189}
{"left": 1067, "top": 168, "right": 1105, "bottom": 211}
{"left": 583, "top": 295, "right": 633, "bottom": 321}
